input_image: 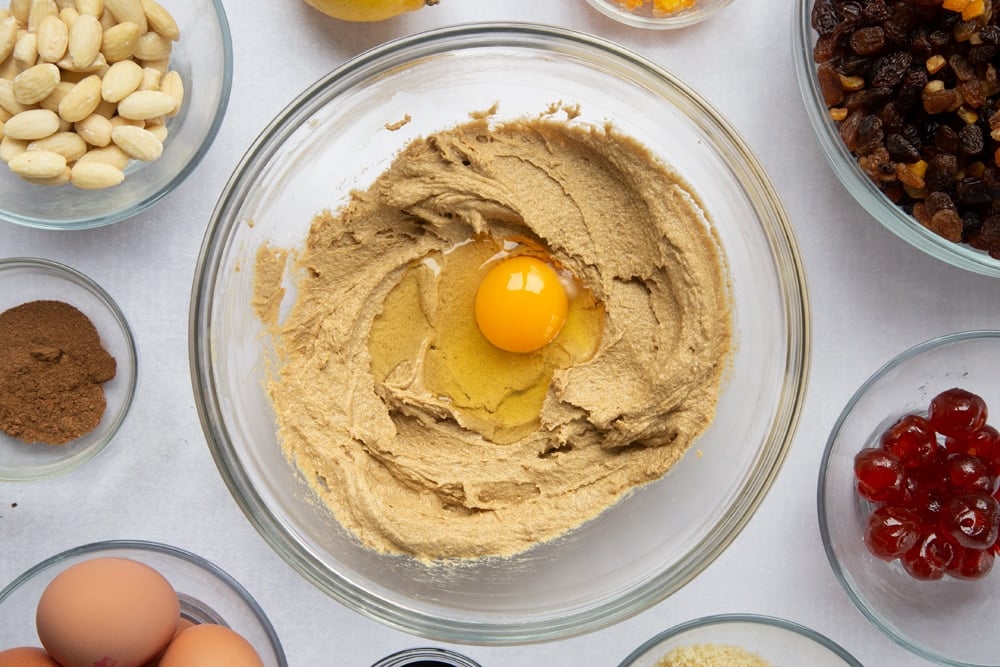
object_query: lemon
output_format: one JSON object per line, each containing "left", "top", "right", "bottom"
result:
{"left": 303, "top": 0, "right": 435, "bottom": 21}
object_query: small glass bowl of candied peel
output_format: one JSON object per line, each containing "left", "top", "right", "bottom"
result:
{"left": 820, "top": 330, "right": 1000, "bottom": 667}
{"left": 583, "top": 0, "right": 735, "bottom": 29}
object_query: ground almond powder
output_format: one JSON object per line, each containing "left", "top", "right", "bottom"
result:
{"left": 657, "top": 643, "right": 775, "bottom": 667}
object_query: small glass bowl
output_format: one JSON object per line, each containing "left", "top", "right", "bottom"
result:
{"left": 583, "top": 0, "right": 734, "bottom": 29}
{"left": 0, "top": 0, "right": 233, "bottom": 230}
{"left": 618, "top": 614, "right": 862, "bottom": 666}
{"left": 819, "top": 331, "right": 1000, "bottom": 666}
{"left": 0, "top": 540, "right": 287, "bottom": 666}
{"left": 371, "top": 648, "right": 482, "bottom": 667}
{"left": 0, "top": 257, "right": 138, "bottom": 481}
{"left": 792, "top": 0, "right": 1000, "bottom": 277}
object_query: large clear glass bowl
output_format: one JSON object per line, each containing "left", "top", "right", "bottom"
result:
{"left": 0, "top": 0, "right": 233, "bottom": 230}
{"left": 190, "top": 22, "right": 810, "bottom": 644}
{"left": 0, "top": 540, "right": 287, "bottom": 666}
{"left": 618, "top": 613, "right": 862, "bottom": 666}
{"left": 819, "top": 331, "right": 1000, "bottom": 666}
{"left": 793, "top": 0, "right": 1000, "bottom": 278}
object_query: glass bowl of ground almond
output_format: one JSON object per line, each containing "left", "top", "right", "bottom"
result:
{"left": 0, "top": 257, "right": 137, "bottom": 481}
{"left": 794, "top": 0, "right": 1000, "bottom": 277}
{"left": 0, "top": 0, "right": 232, "bottom": 230}
{"left": 190, "top": 22, "right": 810, "bottom": 643}
{"left": 583, "top": 0, "right": 735, "bottom": 29}
{"left": 618, "top": 614, "right": 863, "bottom": 666}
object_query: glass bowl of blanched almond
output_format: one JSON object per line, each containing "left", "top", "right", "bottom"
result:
{"left": 0, "top": 0, "right": 232, "bottom": 229}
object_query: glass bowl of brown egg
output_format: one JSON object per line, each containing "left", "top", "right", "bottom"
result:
{"left": 0, "top": 539, "right": 287, "bottom": 666}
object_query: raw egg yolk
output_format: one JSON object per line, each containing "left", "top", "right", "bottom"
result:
{"left": 475, "top": 255, "right": 569, "bottom": 354}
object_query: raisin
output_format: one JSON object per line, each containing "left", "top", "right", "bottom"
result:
{"left": 934, "top": 124, "right": 960, "bottom": 153}
{"left": 926, "top": 153, "right": 958, "bottom": 191}
{"left": 959, "top": 123, "right": 984, "bottom": 155}
{"left": 956, "top": 177, "right": 993, "bottom": 205}
{"left": 958, "top": 79, "right": 986, "bottom": 109}
{"left": 812, "top": 0, "right": 841, "bottom": 36}
{"left": 851, "top": 26, "right": 887, "bottom": 55}
{"left": 870, "top": 51, "right": 912, "bottom": 88}
{"left": 886, "top": 133, "right": 922, "bottom": 162}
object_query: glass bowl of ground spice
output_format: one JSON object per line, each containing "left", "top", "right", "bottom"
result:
{"left": 794, "top": 0, "right": 1000, "bottom": 277}
{"left": 583, "top": 0, "right": 735, "bottom": 29}
{"left": 0, "top": 257, "right": 137, "bottom": 481}
{"left": 618, "top": 614, "right": 863, "bottom": 666}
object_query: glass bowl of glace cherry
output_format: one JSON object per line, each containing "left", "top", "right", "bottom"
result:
{"left": 819, "top": 330, "right": 1000, "bottom": 667}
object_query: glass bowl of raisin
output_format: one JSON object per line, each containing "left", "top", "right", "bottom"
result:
{"left": 819, "top": 330, "right": 1000, "bottom": 666}
{"left": 794, "top": 0, "right": 1000, "bottom": 277}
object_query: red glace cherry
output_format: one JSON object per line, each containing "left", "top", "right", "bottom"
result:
{"left": 929, "top": 387, "right": 988, "bottom": 438}
{"left": 855, "top": 387, "right": 999, "bottom": 581}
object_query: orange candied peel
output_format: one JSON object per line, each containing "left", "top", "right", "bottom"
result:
{"left": 614, "top": 0, "right": 697, "bottom": 15}
{"left": 941, "top": 0, "right": 986, "bottom": 20}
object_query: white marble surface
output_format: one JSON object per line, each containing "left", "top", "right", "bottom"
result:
{"left": 2, "top": 1, "right": 1000, "bottom": 665}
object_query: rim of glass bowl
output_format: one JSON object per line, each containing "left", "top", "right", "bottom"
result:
{"left": 582, "top": 0, "right": 735, "bottom": 30}
{"left": 0, "top": 539, "right": 287, "bottom": 665}
{"left": 617, "top": 613, "right": 864, "bottom": 666}
{"left": 817, "top": 329, "right": 1000, "bottom": 667}
{"left": 791, "top": 0, "right": 1000, "bottom": 278}
{"left": 371, "top": 648, "right": 483, "bottom": 667}
{"left": 0, "top": 0, "right": 233, "bottom": 230}
{"left": 190, "top": 21, "right": 811, "bottom": 644}
{"left": 0, "top": 256, "right": 138, "bottom": 481}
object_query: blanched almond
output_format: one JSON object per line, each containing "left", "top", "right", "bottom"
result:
{"left": 14, "top": 30, "right": 38, "bottom": 70}
{"left": 12, "top": 62, "right": 59, "bottom": 104}
{"left": 76, "top": 0, "right": 104, "bottom": 17}
{"left": 111, "top": 122, "right": 158, "bottom": 160}
{"left": 74, "top": 141, "right": 126, "bottom": 168}
{"left": 57, "top": 73, "right": 101, "bottom": 122}
{"left": 116, "top": 88, "right": 172, "bottom": 119}
{"left": 22, "top": 164, "right": 70, "bottom": 185}
{"left": 0, "top": 16, "right": 18, "bottom": 64}
{"left": 140, "top": 0, "right": 177, "bottom": 41}
{"left": 39, "top": 79, "right": 73, "bottom": 111}
{"left": 58, "top": 6, "right": 78, "bottom": 27}
{"left": 27, "top": 129, "right": 86, "bottom": 160}
{"left": 36, "top": 13, "right": 67, "bottom": 61}
{"left": 137, "top": 63, "right": 158, "bottom": 90}
{"left": 0, "top": 135, "right": 27, "bottom": 162}
{"left": 67, "top": 13, "right": 101, "bottom": 69}
{"left": 73, "top": 111, "right": 111, "bottom": 145}
{"left": 9, "top": 0, "right": 31, "bottom": 25}
{"left": 100, "top": 19, "right": 137, "bottom": 62}
{"left": 27, "top": 0, "right": 57, "bottom": 34}
{"left": 8, "top": 148, "right": 66, "bottom": 178}
{"left": 100, "top": 58, "right": 141, "bottom": 101}
{"left": 159, "top": 68, "right": 181, "bottom": 116}
{"left": 0, "top": 118, "right": 5, "bottom": 142}
{"left": 146, "top": 122, "right": 165, "bottom": 142}
{"left": 4, "top": 108, "right": 59, "bottom": 139}
{"left": 132, "top": 29, "right": 169, "bottom": 61}
{"left": 0, "top": 79, "right": 33, "bottom": 115}
{"left": 103, "top": 0, "right": 145, "bottom": 33}
{"left": 70, "top": 160, "right": 123, "bottom": 188}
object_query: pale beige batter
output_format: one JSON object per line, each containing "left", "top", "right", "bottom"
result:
{"left": 254, "top": 112, "right": 732, "bottom": 561}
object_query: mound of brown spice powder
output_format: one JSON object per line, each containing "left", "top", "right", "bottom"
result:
{"left": 0, "top": 300, "right": 117, "bottom": 445}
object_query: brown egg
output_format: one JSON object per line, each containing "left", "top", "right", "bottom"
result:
{"left": 158, "top": 623, "right": 265, "bottom": 667}
{"left": 0, "top": 647, "right": 61, "bottom": 667}
{"left": 142, "top": 617, "right": 195, "bottom": 667}
{"left": 35, "top": 557, "right": 180, "bottom": 667}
